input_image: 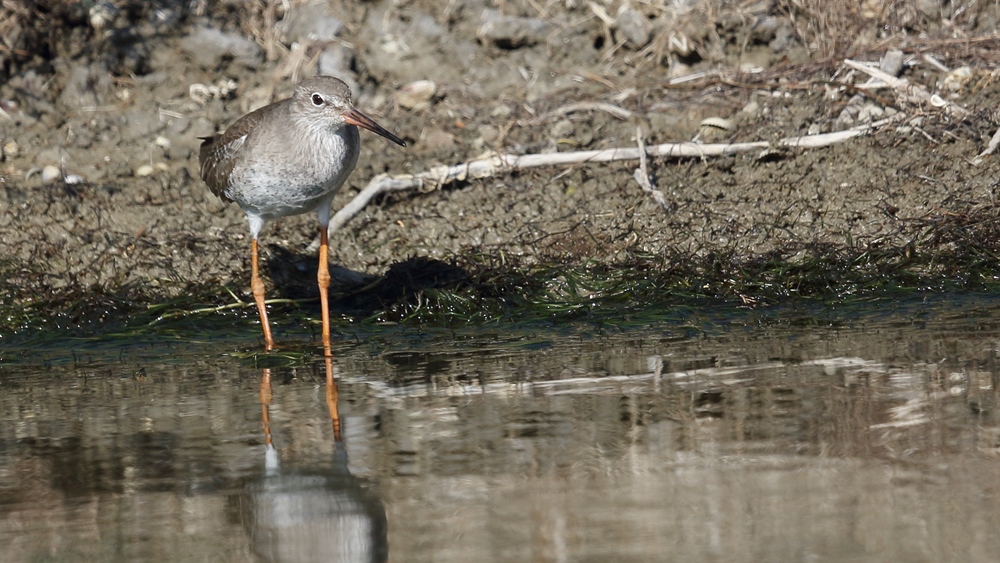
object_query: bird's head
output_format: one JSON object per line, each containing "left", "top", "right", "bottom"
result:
{"left": 293, "top": 76, "right": 406, "bottom": 147}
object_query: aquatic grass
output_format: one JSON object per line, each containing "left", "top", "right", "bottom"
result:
{"left": 6, "top": 204, "right": 1000, "bottom": 344}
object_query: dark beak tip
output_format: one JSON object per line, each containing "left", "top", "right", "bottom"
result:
{"left": 380, "top": 131, "right": 406, "bottom": 148}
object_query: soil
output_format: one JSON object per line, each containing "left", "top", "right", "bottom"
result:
{"left": 3, "top": 1, "right": 1000, "bottom": 333}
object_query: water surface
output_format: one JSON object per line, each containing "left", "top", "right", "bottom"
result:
{"left": 2, "top": 299, "right": 1000, "bottom": 562}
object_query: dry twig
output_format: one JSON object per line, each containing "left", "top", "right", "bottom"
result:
{"left": 843, "top": 58, "right": 969, "bottom": 118}
{"left": 312, "top": 114, "right": 905, "bottom": 246}
{"left": 632, "top": 126, "right": 669, "bottom": 211}
{"left": 534, "top": 102, "right": 633, "bottom": 122}
{"left": 973, "top": 125, "right": 1000, "bottom": 165}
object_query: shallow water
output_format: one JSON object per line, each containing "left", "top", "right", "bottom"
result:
{"left": 2, "top": 298, "right": 1000, "bottom": 562}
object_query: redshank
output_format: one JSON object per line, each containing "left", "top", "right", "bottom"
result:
{"left": 199, "top": 76, "right": 405, "bottom": 351}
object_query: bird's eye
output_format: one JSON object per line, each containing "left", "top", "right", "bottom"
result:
{"left": 311, "top": 93, "right": 324, "bottom": 106}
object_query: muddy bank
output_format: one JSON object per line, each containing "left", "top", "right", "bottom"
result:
{"left": 3, "top": 1, "right": 1000, "bottom": 335}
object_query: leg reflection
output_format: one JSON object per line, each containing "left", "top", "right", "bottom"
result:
{"left": 260, "top": 368, "right": 273, "bottom": 448}
{"left": 325, "top": 355, "right": 341, "bottom": 443}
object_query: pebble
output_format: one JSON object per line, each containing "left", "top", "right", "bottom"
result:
{"left": 770, "top": 24, "right": 795, "bottom": 53}
{"left": 750, "top": 16, "right": 781, "bottom": 43}
{"left": 478, "top": 10, "right": 549, "bottom": 48}
{"left": 616, "top": 8, "right": 653, "bottom": 49}
{"left": 741, "top": 100, "right": 761, "bottom": 117}
{"left": 550, "top": 119, "right": 575, "bottom": 139}
{"left": 395, "top": 80, "right": 437, "bottom": 111}
{"left": 858, "top": 103, "right": 884, "bottom": 122}
{"left": 318, "top": 45, "right": 353, "bottom": 84}
{"left": 41, "top": 165, "right": 62, "bottom": 184}
{"left": 130, "top": 162, "right": 169, "bottom": 177}
{"left": 2, "top": 140, "right": 17, "bottom": 159}
{"left": 88, "top": 1, "right": 118, "bottom": 31}
{"left": 181, "top": 26, "right": 262, "bottom": 70}
{"left": 420, "top": 128, "right": 455, "bottom": 151}
{"left": 58, "top": 63, "right": 113, "bottom": 109}
{"left": 279, "top": 2, "right": 344, "bottom": 44}
{"left": 942, "top": 66, "right": 972, "bottom": 92}
{"left": 477, "top": 125, "right": 499, "bottom": 145}
{"left": 491, "top": 105, "right": 512, "bottom": 118}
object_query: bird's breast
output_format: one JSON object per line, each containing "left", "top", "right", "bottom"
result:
{"left": 226, "top": 126, "right": 361, "bottom": 220}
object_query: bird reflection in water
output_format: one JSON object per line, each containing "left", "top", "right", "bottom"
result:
{"left": 237, "top": 356, "right": 388, "bottom": 563}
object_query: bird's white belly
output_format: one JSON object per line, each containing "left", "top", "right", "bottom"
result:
{"left": 231, "top": 167, "right": 341, "bottom": 219}
{"left": 227, "top": 129, "right": 359, "bottom": 221}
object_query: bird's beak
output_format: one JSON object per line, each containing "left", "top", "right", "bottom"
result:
{"left": 343, "top": 108, "right": 406, "bottom": 147}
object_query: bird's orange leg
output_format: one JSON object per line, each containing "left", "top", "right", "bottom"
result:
{"left": 251, "top": 238, "right": 275, "bottom": 351}
{"left": 317, "top": 228, "right": 332, "bottom": 356}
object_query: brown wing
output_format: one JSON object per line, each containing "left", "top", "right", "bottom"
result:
{"left": 199, "top": 133, "right": 241, "bottom": 203}
{"left": 199, "top": 100, "right": 287, "bottom": 203}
